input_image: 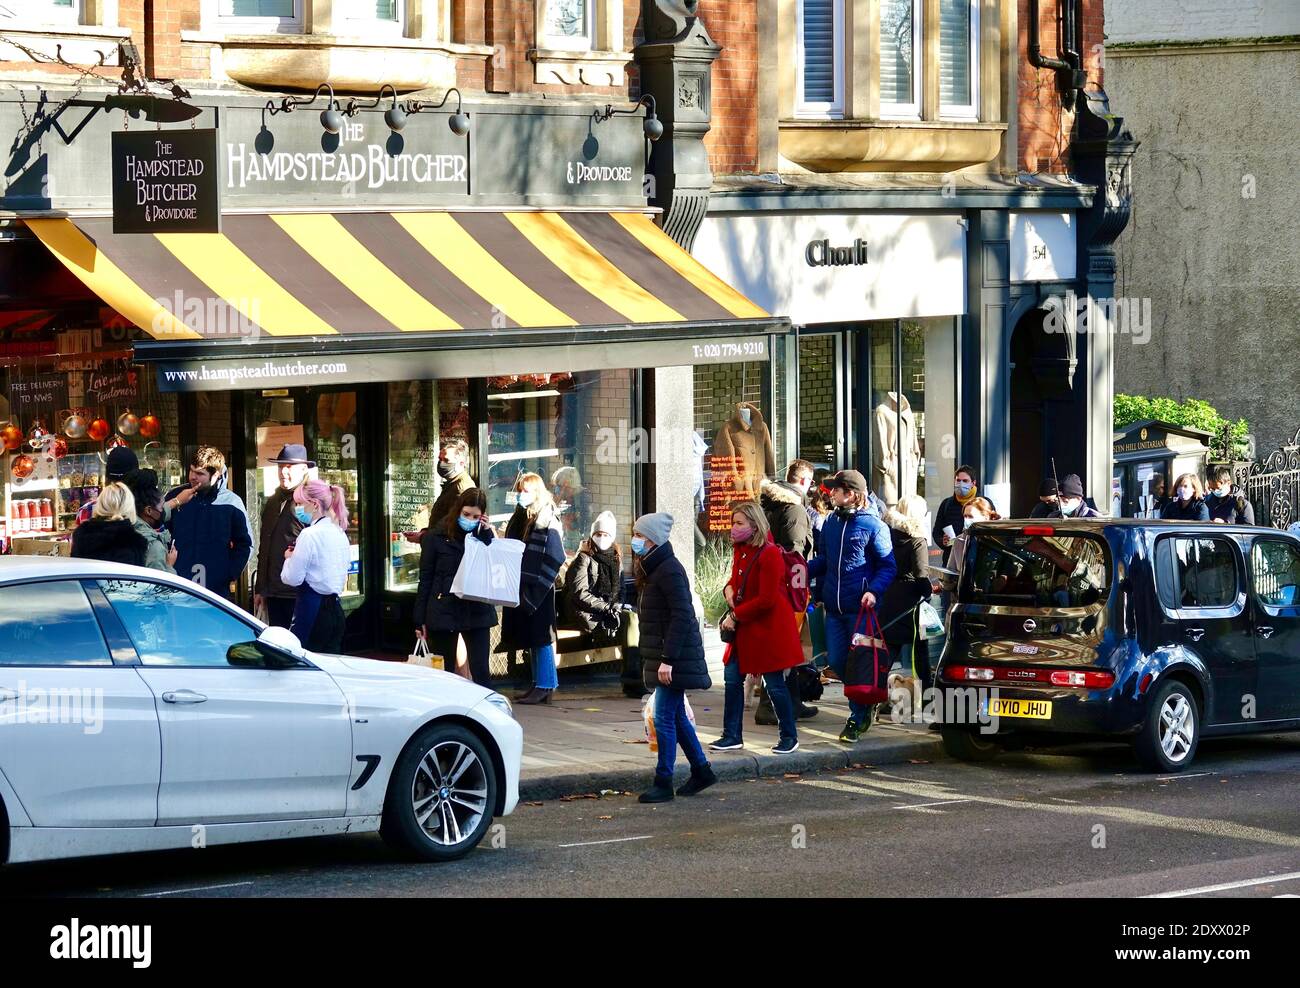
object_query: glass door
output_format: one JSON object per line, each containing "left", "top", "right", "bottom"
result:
{"left": 797, "top": 333, "right": 844, "bottom": 478}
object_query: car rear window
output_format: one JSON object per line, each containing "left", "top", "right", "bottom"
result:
{"left": 961, "top": 530, "right": 1111, "bottom": 608}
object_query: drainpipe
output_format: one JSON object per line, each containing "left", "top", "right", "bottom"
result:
{"left": 1027, "top": 0, "right": 1072, "bottom": 73}
{"left": 1027, "top": 0, "right": 1085, "bottom": 107}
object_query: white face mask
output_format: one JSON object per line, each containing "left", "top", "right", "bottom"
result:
{"left": 592, "top": 533, "right": 614, "bottom": 551}
{"left": 740, "top": 408, "right": 752, "bottom": 426}
{"left": 517, "top": 491, "right": 535, "bottom": 509}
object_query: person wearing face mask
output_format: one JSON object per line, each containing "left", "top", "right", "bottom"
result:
{"left": 933, "top": 466, "right": 995, "bottom": 566}
{"left": 414, "top": 488, "right": 497, "bottom": 686}
{"left": 711, "top": 502, "right": 804, "bottom": 754}
{"left": 165, "top": 446, "right": 253, "bottom": 602}
{"left": 502, "top": 472, "right": 567, "bottom": 705}
{"left": 1205, "top": 467, "right": 1255, "bottom": 525}
{"left": 1160, "top": 472, "right": 1211, "bottom": 521}
{"left": 632, "top": 512, "right": 715, "bottom": 803}
{"left": 807, "top": 470, "right": 897, "bottom": 743}
{"left": 254, "top": 444, "right": 313, "bottom": 628}
{"left": 562, "top": 511, "right": 625, "bottom": 642}
{"left": 404, "top": 438, "right": 476, "bottom": 546}
{"left": 124, "top": 468, "right": 178, "bottom": 573}
{"left": 1048, "top": 474, "right": 1104, "bottom": 519}
{"left": 1029, "top": 478, "right": 1061, "bottom": 518}
{"left": 280, "top": 479, "right": 352, "bottom": 653}
{"left": 759, "top": 459, "right": 818, "bottom": 720}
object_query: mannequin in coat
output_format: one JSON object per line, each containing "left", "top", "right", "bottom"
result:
{"left": 871, "top": 391, "right": 920, "bottom": 507}
{"left": 713, "top": 402, "right": 776, "bottom": 499}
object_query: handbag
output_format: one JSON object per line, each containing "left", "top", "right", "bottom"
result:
{"left": 452, "top": 535, "right": 524, "bottom": 607}
{"left": 843, "top": 606, "right": 891, "bottom": 706}
{"left": 407, "top": 635, "right": 444, "bottom": 672}
{"left": 720, "top": 545, "right": 764, "bottom": 644}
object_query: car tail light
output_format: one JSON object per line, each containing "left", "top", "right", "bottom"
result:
{"left": 1048, "top": 670, "right": 1116, "bottom": 688}
{"left": 1022, "top": 525, "right": 1056, "bottom": 536}
{"left": 945, "top": 665, "right": 1115, "bottom": 688}
{"left": 947, "top": 665, "right": 995, "bottom": 681}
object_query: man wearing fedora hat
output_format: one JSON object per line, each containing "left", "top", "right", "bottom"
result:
{"left": 255, "top": 444, "right": 315, "bottom": 628}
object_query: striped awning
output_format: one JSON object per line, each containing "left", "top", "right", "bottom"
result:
{"left": 24, "top": 211, "right": 769, "bottom": 341}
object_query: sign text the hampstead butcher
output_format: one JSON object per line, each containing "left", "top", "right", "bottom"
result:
{"left": 111, "top": 129, "right": 220, "bottom": 234}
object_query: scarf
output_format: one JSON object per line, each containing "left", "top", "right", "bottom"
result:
{"left": 589, "top": 545, "right": 621, "bottom": 602}
{"left": 954, "top": 485, "right": 979, "bottom": 507}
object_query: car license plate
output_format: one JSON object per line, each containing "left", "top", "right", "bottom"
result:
{"left": 987, "top": 698, "right": 1052, "bottom": 720}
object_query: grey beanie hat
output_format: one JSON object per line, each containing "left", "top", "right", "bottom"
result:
{"left": 633, "top": 511, "right": 673, "bottom": 547}
{"left": 590, "top": 510, "right": 617, "bottom": 538}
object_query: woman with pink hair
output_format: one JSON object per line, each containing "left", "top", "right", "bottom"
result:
{"left": 281, "top": 478, "right": 352, "bottom": 653}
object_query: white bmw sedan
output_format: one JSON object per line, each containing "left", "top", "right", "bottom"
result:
{"left": 0, "top": 557, "right": 521, "bottom": 865}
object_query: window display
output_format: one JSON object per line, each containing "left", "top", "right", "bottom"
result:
{"left": 694, "top": 361, "right": 772, "bottom": 537}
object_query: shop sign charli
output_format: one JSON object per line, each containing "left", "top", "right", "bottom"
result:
{"left": 111, "top": 129, "right": 220, "bottom": 234}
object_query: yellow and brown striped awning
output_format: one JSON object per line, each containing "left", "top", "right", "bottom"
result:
{"left": 25, "top": 211, "right": 768, "bottom": 341}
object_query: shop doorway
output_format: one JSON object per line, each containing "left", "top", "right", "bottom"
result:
{"left": 240, "top": 385, "right": 380, "bottom": 652}
{"left": 1009, "top": 307, "right": 1078, "bottom": 517}
{"left": 797, "top": 333, "right": 845, "bottom": 477}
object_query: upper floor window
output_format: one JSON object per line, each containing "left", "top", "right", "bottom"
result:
{"left": 218, "top": 0, "right": 303, "bottom": 34}
{"left": 9, "top": 0, "right": 81, "bottom": 24}
{"left": 796, "top": 0, "right": 844, "bottom": 118}
{"left": 543, "top": 0, "right": 596, "bottom": 52}
{"left": 347, "top": 0, "right": 405, "bottom": 35}
{"left": 939, "top": 0, "right": 980, "bottom": 119}
{"left": 880, "top": 0, "right": 921, "bottom": 118}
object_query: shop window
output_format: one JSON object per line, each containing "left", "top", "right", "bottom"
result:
{"left": 542, "top": 0, "right": 595, "bottom": 52}
{"left": 879, "top": 0, "right": 922, "bottom": 119}
{"left": 796, "top": 0, "right": 844, "bottom": 118}
{"left": 485, "top": 371, "right": 637, "bottom": 559}
{"left": 863, "top": 318, "right": 956, "bottom": 520}
{"left": 798, "top": 335, "right": 840, "bottom": 473}
{"left": 693, "top": 361, "right": 772, "bottom": 539}
{"left": 385, "top": 379, "right": 470, "bottom": 592}
{"left": 939, "top": 0, "right": 980, "bottom": 120}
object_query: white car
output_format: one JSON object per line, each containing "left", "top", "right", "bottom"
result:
{"left": 0, "top": 556, "right": 521, "bottom": 865}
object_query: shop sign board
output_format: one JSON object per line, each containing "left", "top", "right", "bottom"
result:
{"left": 111, "top": 129, "right": 220, "bottom": 234}
{"left": 1010, "top": 211, "right": 1076, "bottom": 282}
{"left": 691, "top": 213, "right": 967, "bottom": 325}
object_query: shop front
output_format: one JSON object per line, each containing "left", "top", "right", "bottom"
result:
{"left": 1, "top": 88, "right": 787, "bottom": 669}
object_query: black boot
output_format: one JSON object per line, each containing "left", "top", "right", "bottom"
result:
{"left": 639, "top": 776, "right": 675, "bottom": 803}
{"left": 676, "top": 764, "right": 717, "bottom": 797}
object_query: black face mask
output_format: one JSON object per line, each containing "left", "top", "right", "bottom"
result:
{"left": 436, "top": 460, "right": 458, "bottom": 480}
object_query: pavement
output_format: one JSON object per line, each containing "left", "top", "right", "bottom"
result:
{"left": 512, "top": 627, "right": 942, "bottom": 799}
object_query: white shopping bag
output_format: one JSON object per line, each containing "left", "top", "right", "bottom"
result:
{"left": 918, "top": 601, "right": 945, "bottom": 639}
{"left": 408, "top": 636, "right": 444, "bottom": 671}
{"left": 452, "top": 536, "right": 524, "bottom": 607}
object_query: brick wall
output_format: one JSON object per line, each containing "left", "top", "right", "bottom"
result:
{"left": 1018, "top": 0, "right": 1106, "bottom": 174}
{"left": 702, "top": 0, "right": 759, "bottom": 176}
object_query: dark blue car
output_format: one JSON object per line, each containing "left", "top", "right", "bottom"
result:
{"left": 935, "top": 519, "right": 1300, "bottom": 772}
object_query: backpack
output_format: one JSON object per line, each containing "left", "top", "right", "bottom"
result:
{"left": 779, "top": 548, "right": 811, "bottom": 613}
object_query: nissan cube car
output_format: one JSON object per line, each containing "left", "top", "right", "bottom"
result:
{"left": 934, "top": 519, "right": 1300, "bottom": 772}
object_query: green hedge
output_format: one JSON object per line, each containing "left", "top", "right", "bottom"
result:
{"left": 1114, "top": 394, "right": 1250, "bottom": 460}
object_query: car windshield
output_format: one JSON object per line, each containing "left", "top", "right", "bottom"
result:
{"left": 962, "top": 531, "right": 1111, "bottom": 608}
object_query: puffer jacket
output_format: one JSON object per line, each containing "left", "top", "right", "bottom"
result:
{"left": 1160, "top": 497, "right": 1210, "bottom": 522}
{"left": 71, "top": 518, "right": 147, "bottom": 567}
{"left": 759, "top": 479, "right": 813, "bottom": 558}
{"left": 808, "top": 507, "right": 897, "bottom": 616}
{"left": 563, "top": 543, "right": 622, "bottom": 634}
{"left": 876, "top": 508, "right": 933, "bottom": 646}
{"left": 414, "top": 524, "right": 498, "bottom": 632}
{"left": 636, "top": 541, "right": 711, "bottom": 690}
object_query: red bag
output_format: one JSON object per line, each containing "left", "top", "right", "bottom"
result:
{"left": 780, "top": 548, "right": 811, "bottom": 613}
{"left": 843, "top": 606, "right": 891, "bottom": 706}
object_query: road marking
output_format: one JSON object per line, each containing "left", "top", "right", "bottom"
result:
{"left": 139, "top": 881, "right": 254, "bottom": 897}
{"left": 802, "top": 780, "right": 900, "bottom": 798}
{"left": 803, "top": 773, "right": 1300, "bottom": 849}
{"left": 1143, "top": 871, "right": 1300, "bottom": 898}
{"left": 558, "top": 835, "right": 653, "bottom": 849}
{"left": 893, "top": 799, "right": 972, "bottom": 811}
{"left": 1156, "top": 772, "right": 1214, "bottom": 782}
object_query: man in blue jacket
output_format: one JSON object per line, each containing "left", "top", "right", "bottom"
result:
{"left": 808, "top": 469, "right": 897, "bottom": 742}
{"left": 166, "top": 446, "right": 254, "bottom": 602}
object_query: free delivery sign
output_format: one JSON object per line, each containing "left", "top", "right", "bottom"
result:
{"left": 111, "top": 129, "right": 220, "bottom": 234}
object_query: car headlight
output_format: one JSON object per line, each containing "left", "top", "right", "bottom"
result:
{"left": 484, "top": 692, "right": 512, "bottom": 717}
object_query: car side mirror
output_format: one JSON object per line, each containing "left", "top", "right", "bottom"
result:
{"left": 226, "top": 640, "right": 307, "bottom": 670}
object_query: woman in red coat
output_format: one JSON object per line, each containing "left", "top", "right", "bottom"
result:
{"left": 711, "top": 500, "right": 803, "bottom": 754}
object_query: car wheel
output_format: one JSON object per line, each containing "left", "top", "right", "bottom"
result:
{"left": 940, "top": 725, "right": 1001, "bottom": 762}
{"left": 381, "top": 723, "right": 498, "bottom": 862}
{"left": 1135, "top": 679, "right": 1199, "bottom": 772}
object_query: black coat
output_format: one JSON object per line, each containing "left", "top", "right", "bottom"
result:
{"left": 71, "top": 518, "right": 148, "bottom": 568}
{"left": 933, "top": 495, "right": 995, "bottom": 564}
{"left": 1161, "top": 498, "right": 1210, "bottom": 522}
{"left": 760, "top": 480, "right": 813, "bottom": 557}
{"left": 1207, "top": 490, "right": 1255, "bottom": 525}
{"left": 500, "top": 511, "right": 566, "bottom": 650}
{"left": 414, "top": 525, "right": 498, "bottom": 633}
{"left": 563, "top": 544, "right": 622, "bottom": 634}
{"left": 636, "top": 542, "right": 711, "bottom": 691}
{"left": 254, "top": 486, "right": 303, "bottom": 599}
{"left": 876, "top": 512, "right": 933, "bottom": 647}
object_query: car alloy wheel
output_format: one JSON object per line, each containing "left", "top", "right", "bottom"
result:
{"left": 1158, "top": 692, "right": 1195, "bottom": 764}
{"left": 412, "top": 740, "right": 490, "bottom": 848}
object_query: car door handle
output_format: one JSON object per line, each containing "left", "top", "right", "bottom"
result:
{"left": 1257, "top": 626, "right": 1275, "bottom": 640}
{"left": 1185, "top": 627, "right": 1206, "bottom": 642}
{"left": 161, "top": 690, "right": 208, "bottom": 704}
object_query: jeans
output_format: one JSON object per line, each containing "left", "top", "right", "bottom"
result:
{"left": 825, "top": 610, "right": 871, "bottom": 726}
{"left": 721, "top": 660, "right": 798, "bottom": 745}
{"left": 654, "top": 685, "right": 709, "bottom": 784}
{"left": 266, "top": 596, "right": 295, "bottom": 630}
{"left": 531, "top": 643, "right": 558, "bottom": 690}
{"left": 428, "top": 628, "right": 492, "bottom": 687}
